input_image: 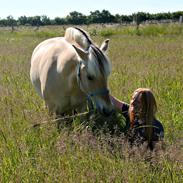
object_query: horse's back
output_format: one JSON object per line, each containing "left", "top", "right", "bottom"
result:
{"left": 30, "top": 37, "right": 78, "bottom": 101}
{"left": 31, "top": 37, "right": 76, "bottom": 66}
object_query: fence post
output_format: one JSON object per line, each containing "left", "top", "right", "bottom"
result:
{"left": 133, "top": 14, "right": 140, "bottom": 30}
{"left": 179, "top": 16, "right": 183, "bottom": 24}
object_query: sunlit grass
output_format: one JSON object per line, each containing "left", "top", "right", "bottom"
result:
{"left": 0, "top": 24, "right": 183, "bottom": 182}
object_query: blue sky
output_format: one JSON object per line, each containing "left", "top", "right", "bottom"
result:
{"left": 0, "top": 0, "right": 182, "bottom": 19}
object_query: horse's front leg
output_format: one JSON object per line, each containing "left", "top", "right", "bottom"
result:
{"left": 55, "top": 109, "right": 74, "bottom": 130}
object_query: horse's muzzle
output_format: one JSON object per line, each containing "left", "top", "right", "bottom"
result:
{"left": 100, "top": 107, "right": 115, "bottom": 117}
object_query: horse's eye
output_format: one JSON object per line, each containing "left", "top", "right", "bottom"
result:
{"left": 87, "top": 75, "right": 94, "bottom": 81}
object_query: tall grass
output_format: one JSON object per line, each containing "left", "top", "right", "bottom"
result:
{"left": 0, "top": 24, "right": 183, "bottom": 182}
{"left": 97, "top": 24, "right": 183, "bottom": 37}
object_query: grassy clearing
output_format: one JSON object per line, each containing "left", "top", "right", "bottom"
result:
{"left": 0, "top": 25, "right": 183, "bottom": 182}
{"left": 91, "top": 23, "right": 183, "bottom": 37}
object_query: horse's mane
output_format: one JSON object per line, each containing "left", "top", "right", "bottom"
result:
{"left": 89, "top": 44, "right": 111, "bottom": 78}
{"left": 64, "top": 27, "right": 111, "bottom": 78}
{"left": 64, "top": 27, "right": 93, "bottom": 50}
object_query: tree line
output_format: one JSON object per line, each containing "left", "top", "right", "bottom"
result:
{"left": 0, "top": 10, "right": 183, "bottom": 27}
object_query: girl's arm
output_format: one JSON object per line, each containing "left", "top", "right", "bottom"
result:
{"left": 110, "top": 95, "right": 130, "bottom": 130}
{"left": 110, "top": 95, "right": 129, "bottom": 113}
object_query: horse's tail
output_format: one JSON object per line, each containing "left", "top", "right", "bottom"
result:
{"left": 64, "top": 27, "right": 93, "bottom": 50}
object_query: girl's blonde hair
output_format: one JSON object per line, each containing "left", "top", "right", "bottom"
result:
{"left": 129, "top": 88, "right": 157, "bottom": 144}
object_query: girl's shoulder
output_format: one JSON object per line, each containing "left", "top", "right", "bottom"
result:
{"left": 152, "top": 119, "right": 164, "bottom": 140}
{"left": 121, "top": 102, "right": 129, "bottom": 112}
{"left": 153, "top": 119, "right": 164, "bottom": 132}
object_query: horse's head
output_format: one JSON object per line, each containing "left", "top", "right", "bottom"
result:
{"left": 73, "top": 39, "right": 114, "bottom": 116}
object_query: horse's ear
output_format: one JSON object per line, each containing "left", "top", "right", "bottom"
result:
{"left": 100, "top": 39, "right": 110, "bottom": 52}
{"left": 73, "top": 45, "right": 88, "bottom": 61}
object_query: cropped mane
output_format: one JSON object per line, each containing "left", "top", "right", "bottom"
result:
{"left": 87, "top": 44, "right": 111, "bottom": 78}
{"left": 64, "top": 27, "right": 93, "bottom": 50}
{"left": 65, "top": 27, "right": 111, "bottom": 79}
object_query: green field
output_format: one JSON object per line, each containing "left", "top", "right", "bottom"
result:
{"left": 0, "top": 25, "right": 183, "bottom": 182}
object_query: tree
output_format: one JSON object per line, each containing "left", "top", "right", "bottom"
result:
{"left": 6, "top": 15, "right": 17, "bottom": 31}
{"left": 0, "top": 19, "right": 7, "bottom": 26}
{"left": 66, "top": 11, "right": 87, "bottom": 25}
{"left": 172, "top": 11, "right": 183, "bottom": 20}
{"left": 100, "top": 10, "right": 115, "bottom": 23}
{"left": 18, "top": 16, "right": 28, "bottom": 25}
{"left": 121, "top": 15, "right": 133, "bottom": 23}
{"left": 27, "top": 16, "right": 42, "bottom": 26}
{"left": 54, "top": 17, "right": 66, "bottom": 25}
{"left": 41, "top": 15, "right": 51, "bottom": 25}
{"left": 1, "top": 10, "right": 183, "bottom": 27}
{"left": 114, "top": 14, "right": 122, "bottom": 23}
{"left": 133, "top": 12, "right": 150, "bottom": 24}
{"left": 88, "top": 10, "right": 101, "bottom": 23}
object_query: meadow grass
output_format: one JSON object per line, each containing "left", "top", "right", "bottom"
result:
{"left": 0, "top": 24, "right": 183, "bottom": 182}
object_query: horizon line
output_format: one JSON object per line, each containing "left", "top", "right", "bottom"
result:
{"left": 0, "top": 9, "right": 183, "bottom": 20}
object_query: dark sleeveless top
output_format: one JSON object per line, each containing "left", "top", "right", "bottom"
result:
{"left": 121, "top": 103, "right": 164, "bottom": 141}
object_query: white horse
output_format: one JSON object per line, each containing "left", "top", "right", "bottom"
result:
{"left": 30, "top": 27, "right": 113, "bottom": 116}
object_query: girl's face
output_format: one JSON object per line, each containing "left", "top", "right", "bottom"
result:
{"left": 130, "top": 93, "right": 142, "bottom": 117}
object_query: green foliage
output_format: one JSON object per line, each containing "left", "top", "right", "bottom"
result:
{"left": 0, "top": 25, "right": 183, "bottom": 182}
{"left": 88, "top": 10, "right": 115, "bottom": 24}
{"left": 0, "top": 10, "right": 183, "bottom": 26}
{"left": 99, "top": 29, "right": 115, "bottom": 37}
{"left": 96, "top": 24, "right": 183, "bottom": 37}
{"left": 66, "top": 11, "right": 87, "bottom": 25}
